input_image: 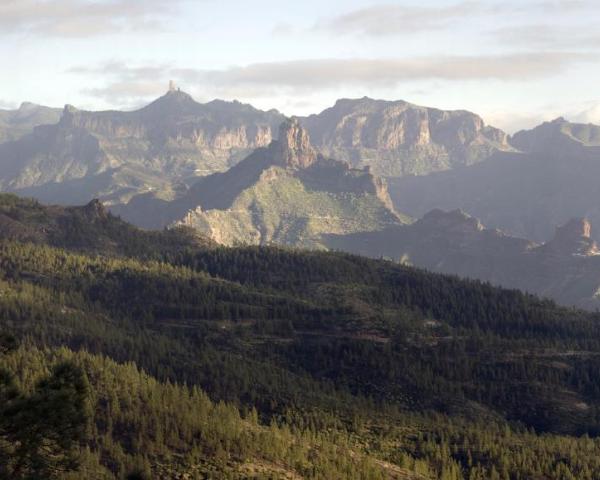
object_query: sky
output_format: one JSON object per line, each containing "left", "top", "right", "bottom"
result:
{"left": 0, "top": 0, "right": 599, "bottom": 133}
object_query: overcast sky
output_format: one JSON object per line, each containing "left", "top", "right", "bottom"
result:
{"left": 0, "top": 0, "right": 599, "bottom": 132}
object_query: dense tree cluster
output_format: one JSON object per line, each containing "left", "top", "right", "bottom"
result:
{"left": 3, "top": 194, "right": 600, "bottom": 477}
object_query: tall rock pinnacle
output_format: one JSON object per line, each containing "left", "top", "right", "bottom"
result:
{"left": 274, "top": 118, "right": 317, "bottom": 168}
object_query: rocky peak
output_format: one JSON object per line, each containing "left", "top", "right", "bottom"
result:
{"left": 542, "top": 218, "right": 599, "bottom": 256}
{"left": 273, "top": 118, "right": 317, "bottom": 169}
{"left": 80, "top": 199, "right": 109, "bottom": 221}
{"left": 141, "top": 89, "right": 200, "bottom": 117}
{"left": 58, "top": 104, "right": 81, "bottom": 126}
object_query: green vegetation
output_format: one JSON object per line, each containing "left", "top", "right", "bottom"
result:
{"left": 186, "top": 166, "right": 402, "bottom": 248}
{"left": 2, "top": 193, "right": 600, "bottom": 478}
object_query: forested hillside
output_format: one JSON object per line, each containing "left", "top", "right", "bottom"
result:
{"left": 3, "top": 194, "right": 600, "bottom": 478}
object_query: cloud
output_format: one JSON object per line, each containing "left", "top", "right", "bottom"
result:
{"left": 0, "top": 0, "right": 184, "bottom": 37}
{"left": 317, "top": 1, "right": 600, "bottom": 39}
{"left": 512, "top": 0, "right": 600, "bottom": 13}
{"left": 178, "top": 53, "right": 592, "bottom": 87}
{"left": 317, "top": 2, "right": 481, "bottom": 37}
{"left": 0, "top": 100, "right": 17, "bottom": 110}
{"left": 492, "top": 24, "right": 600, "bottom": 50}
{"left": 69, "top": 53, "right": 593, "bottom": 110}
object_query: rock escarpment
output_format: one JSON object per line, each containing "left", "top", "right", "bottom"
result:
{"left": 301, "top": 97, "right": 511, "bottom": 177}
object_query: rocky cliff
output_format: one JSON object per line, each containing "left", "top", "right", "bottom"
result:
{"left": 301, "top": 97, "right": 511, "bottom": 177}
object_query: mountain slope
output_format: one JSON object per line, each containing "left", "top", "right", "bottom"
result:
{"left": 4, "top": 193, "right": 600, "bottom": 477}
{"left": 326, "top": 209, "right": 600, "bottom": 309}
{"left": 115, "top": 118, "right": 407, "bottom": 247}
{"left": 0, "top": 192, "right": 214, "bottom": 257}
{"left": 301, "top": 97, "right": 511, "bottom": 177}
{"left": 3, "top": 346, "right": 408, "bottom": 479}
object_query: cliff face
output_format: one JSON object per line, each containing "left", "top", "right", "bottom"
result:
{"left": 301, "top": 97, "right": 511, "bottom": 177}
{"left": 0, "top": 91, "right": 285, "bottom": 206}
{"left": 274, "top": 118, "right": 317, "bottom": 169}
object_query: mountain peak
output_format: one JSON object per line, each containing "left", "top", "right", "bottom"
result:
{"left": 81, "top": 199, "right": 109, "bottom": 221}
{"left": 141, "top": 88, "right": 199, "bottom": 116}
{"left": 274, "top": 118, "right": 317, "bottom": 168}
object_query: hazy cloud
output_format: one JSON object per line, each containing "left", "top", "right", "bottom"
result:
{"left": 176, "top": 53, "right": 592, "bottom": 87}
{"left": 319, "top": 1, "right": 600, "bottom": 39}
{"left": 0, "top": 0, "right": 184, "bottom": 37}
{"left": 492, "top": 24, "right": 600, "bottom": 50}
{"left": 0, "top": 100, "right": 17, "bottom": 110}
{"left": 70, "top": 52, "right": 593, "bottom": 109}
{"left": 318, "top": 2, "right": 481, "bottom": 36}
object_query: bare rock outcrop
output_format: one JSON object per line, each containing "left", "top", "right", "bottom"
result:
{"left": 301, "top": 97, "right": 511, "bottom": 177}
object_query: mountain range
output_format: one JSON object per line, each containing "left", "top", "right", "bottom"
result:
{"left": 0, "top": 89, "right": 284, "bottom": 205}
{"left": 390, "top": 117, "right": 600, "bottom": 243}
{"left": 2, "top": 88, "right": 600, "bottom": 309}
{"left": 113, "top": 117, "right": 406, "bottom": 248}
{"left": 0, "top": 88, "right": 508, "bottom": 207}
